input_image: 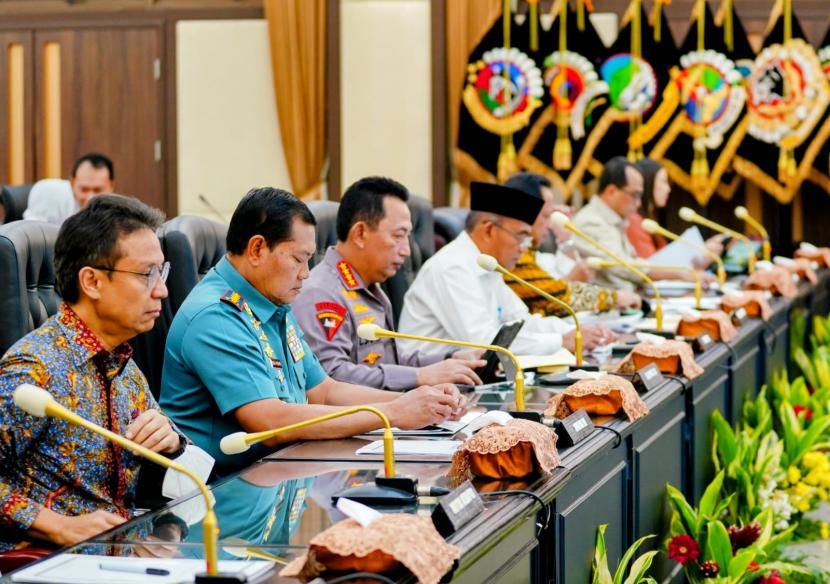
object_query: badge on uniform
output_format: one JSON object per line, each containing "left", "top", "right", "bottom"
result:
{"left": 289, "top": 487, "right": 307, "bottom": 522}
{"left": 340, "top": 288, "right": 358, "bottom": 301}
{"left": 359, "top": 316, "right": 376, "bottom": 325}
{"left": 272, "top": 357, "right": 286, "bottom": 384}
{"left": 315, "top": 302, "right": 347, "bottom": 341}
{"left": 337, "top": 260, "right": 360, "bottom": 289}
{"left": 353, "top": 304, "right": 369, "bottom": 314}
{"left": 286, "top": 324, "right": 305, "bottom": 362}
{"left": 220, "top": 289, "right": 245, "bottom": 311}
{"left": 363, "top": 351, "right": 382, "bottom": 365}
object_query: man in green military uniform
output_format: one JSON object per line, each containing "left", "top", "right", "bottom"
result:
{"left": 160, "top": 188, "right": 465, "bottom": 474}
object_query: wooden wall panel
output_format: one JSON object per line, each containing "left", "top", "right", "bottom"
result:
{"left": 0, "top": 31, "right": 34, "bottom": 186}
{"left": 34, "top": 27, "right": 165, "bottom": 210}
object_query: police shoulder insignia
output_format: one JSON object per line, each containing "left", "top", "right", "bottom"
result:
{"left": 337, "top": 261, "right": 360, "bottom": 289}
{"left": 220, "top": 289, "right": 245, "bottom": 311}
{"left": 315, "top": 302, "right": 347, "bottom": 341}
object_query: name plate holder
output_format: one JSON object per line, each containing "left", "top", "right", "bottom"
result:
{"left": 730, "top": 307, "right": 749, "bottom": 327}
{"left": 551, "top": 408, "right": 594, "bottom": 447}
{"left": 432, "top": 480, "right": 485, "bottom": 537}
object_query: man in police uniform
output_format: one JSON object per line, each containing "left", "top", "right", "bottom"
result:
{"left": 294, "top": 176, "right": 485, "bottom": 391}
{"left": 160, "top": 188, "right": 466, "bottom": 473}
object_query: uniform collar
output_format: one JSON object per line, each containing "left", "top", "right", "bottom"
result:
{"left": 56, "top": 303, "right": 133, "bottom": 375}
{"left": 323, "top": 247, "right": 367, "bottom": 291}
{"left": 589, "top": 195, "right": 626, "bottom": 227}
{"left": 215, "top": 256, "right": 284, "bottom": 322}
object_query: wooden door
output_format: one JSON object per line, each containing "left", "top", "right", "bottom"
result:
{"left": 34, "top": 26, "right": 166, "bottom": 211}
{"left": 0, "top": 30, "right": 35, "bottom": 186}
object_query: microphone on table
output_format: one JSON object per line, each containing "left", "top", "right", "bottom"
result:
{"left": 735, "top": 205, "right": 771, "bottom": 262}
{"left": 550, "top": 212, "right": 665, "bottom": 333}
{"left": 641, "top": 218, "right": 727, "bottom": 287}
{"left": 587, "top": 257, "right": 704, "bottom": 310}
{"left": 13, "top": 384, "right": 232, "bottom": 583}
{"left": 220, "top": 405, "right": 418, "bottom": 506}
{"left": 357, "top": 324, "right": 528, "bottom": 412}
{"left": 476, "top": 253, "right": 589, "bottom": 369}
{"left": 679, "top": 206, "right": 756, "bottom": 274}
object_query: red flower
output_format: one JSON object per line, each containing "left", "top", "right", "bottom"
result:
{"left": 758, "top": 570, "right": 786, "bottom": 584}
{"left": 728, "top": 522, "right": 761, "bottom": 552}
{"left": 699, "top": 560, "right": 719, "bottom": 578}
{"left": 667, "top": 534, "right": 700, "bottom": 565}
{"left": 748, "top": 561, "right": 761, "bottom": 572}
{"left": 793, "top": 405, "right": 813, "bottom": 421}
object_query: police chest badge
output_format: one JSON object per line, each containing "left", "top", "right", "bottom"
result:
{"left": 315, "top": 302, "right": 346, "bottom": 341}
{"left": 286, "top": 324, "right": 305, "bottom": 362}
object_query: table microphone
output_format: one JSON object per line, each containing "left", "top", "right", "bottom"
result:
{"left": 357, "top": 324, "right": 528, "bottom": 412}
{"left": 735, "top": 205, "right": 771, "bottom": 262}
{"left": 13, "top": 384, "right": 232, "bottom": 582}
{"left": 550, "top": 211, "right": 665, "bottom": 332}
{"left": 641, "top": 218, "right": 727, "bottom": 286}
{"left": 587, "top": 257, "right": 704, "bottom": 309}
{"left": 679, "top": 206, "right": 756, "bottom": 273}
{"left": 476, "top": 253, "right": 586, "bottom": 367}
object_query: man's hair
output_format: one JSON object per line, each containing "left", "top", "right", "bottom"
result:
{"left": 55, "top": 194, "right": 165, "bottom": 303}
{"left": 464, "top": 210, "right": 498, "bottom": 231}
{"left": 71, "top": 153, "right": 115, "bottom": 181}
{"left": 598, "top": 156, "right": 638, "bottom": 194}
{"left": 503, "top": 172, "right": 551, "bottom": 198}
{"left": 336, "top": 176, "right": 409, "bottom": 242}
{"left": 226, "top": 187, "right": 316, "bottom": 255}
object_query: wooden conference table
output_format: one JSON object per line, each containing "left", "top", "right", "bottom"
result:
{"left": 6, "top": 272, "right": 829, "bottom": 584}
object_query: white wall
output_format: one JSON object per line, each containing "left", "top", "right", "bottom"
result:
{"left": 340, "top": 0, "right": 432, "bottom": 198}
{"left": 176, "top": 20, "right": 291, "bottom": 220}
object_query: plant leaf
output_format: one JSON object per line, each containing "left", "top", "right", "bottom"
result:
{"left": 706, "top": 520, "right": 732, "bottom": 576}
{"left": 622, "top": 551, "right": 658, "bottom": 584}
{"left": 592, "top": 524, "right": 614, "bottom": 584}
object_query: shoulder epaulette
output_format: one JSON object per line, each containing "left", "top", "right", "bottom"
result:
{"left": 220, "top": 289, "right": 245, "bottom": 311}
{"left": 336, "top": 260, "right": 360, "bottom": 290}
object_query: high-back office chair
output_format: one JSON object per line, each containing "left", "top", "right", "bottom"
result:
{"left": 131, "top": 216, "right": 228, "bottom": 397}
{"left": 0, "top": 221, "right": 60, "bottom": 357}
{"left": 306, "top": 200, "right": 340, "bottom": 267}
{"left": 433, "top": 206, "right": 469, "bottom": 251}
{"left": 1, "top": 184, "right": 34, "bottom": 223}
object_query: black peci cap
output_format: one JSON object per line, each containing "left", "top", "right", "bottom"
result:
{"left": 470, "top": 181, "right": 544, "bottom": 226}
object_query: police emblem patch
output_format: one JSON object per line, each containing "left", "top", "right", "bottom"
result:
{"left": 315, "top": 302, "right": 347, "bottom": 341}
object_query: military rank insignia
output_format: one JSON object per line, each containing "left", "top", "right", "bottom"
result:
{"left": 220, "top": 289, "right": 245, "bottom": 311}
{"left": 315, "top": 302, "right": 346, "bottom": 341}
{"left": 286, "top": 324, "right": 305, "bottom": 362}
{"left": 337, "top": 261, "right": 360, "bottom": 289}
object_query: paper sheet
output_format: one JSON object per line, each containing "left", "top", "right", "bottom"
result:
{"left": 646, "top": 226, "right": 706, "bottom": 268}
{"left": 11, "top": 554, "right": 273, "bottom": 584}
{"left": 516, "top": 348, "right": 576, "bottom": 370}
{"left": 355, "top": 440, "right": 463, "bottom": 456}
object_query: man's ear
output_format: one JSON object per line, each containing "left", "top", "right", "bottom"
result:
{"left": 349, "top": 221, "right": 369, "bottom": 249}
{"left": 77, "top": 267, "right": 103, "bottom": 300}
{"left": 245, "top": 235, "right": 268, "bottom": 266}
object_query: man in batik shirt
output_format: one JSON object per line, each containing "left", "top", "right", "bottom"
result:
{"left": 502, "top": 172, "right": 642, "bottom": 316}
{"left": 0, "top": 195, "right": 185, "bottom": 552}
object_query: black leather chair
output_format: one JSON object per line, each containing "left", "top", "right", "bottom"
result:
{"left": 306, "top": 200, "right": 340, "bottom": 267}
{"left": 130, "top": 216, "right": 228, "bottom": 397}
{"left": 1, "top": 184, "right": 34, "bottom": 223}
{"left": 0, "top": 221, "right": 60, "bottom": 357}
{"left": 158, "top": 216, "right": 228, "bottom": 314}
{"left": 433, "top": 206, "right": 469, "bottom": 251}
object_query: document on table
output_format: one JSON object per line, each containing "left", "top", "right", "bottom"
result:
{"left": 646, "top": 226, "right": 706, "bottom": 268}
{"left": 11, "top": 554, "right": 273, "bottom": 583}
{"left": 355, "top": 439, "right": 463, "bottom": 456}
{"left": 516, "top": 348, "right": 576, "bottom": 370}
{"left": 361, "top": 412, "right": 484, "bottom": 437}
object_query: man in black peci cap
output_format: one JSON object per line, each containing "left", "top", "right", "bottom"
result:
{"left": 397, "top": 182, "right": 616, "bottom": 357}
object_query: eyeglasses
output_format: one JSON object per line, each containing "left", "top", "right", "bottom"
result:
{"left": 620, "top": 187, "right": 644, "bottom": 199}
{"left": 91, "top": 261, "right": 170, "bottom": 290}
{"left": 492, "top": 222, "right": 533, "bottom": 250}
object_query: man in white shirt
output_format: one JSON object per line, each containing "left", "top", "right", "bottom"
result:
{"left": 23, "top": 153, "right": 115, "bottom": 226}
{"left": 398, "top": 182, "right": 615, "bottom": 356}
